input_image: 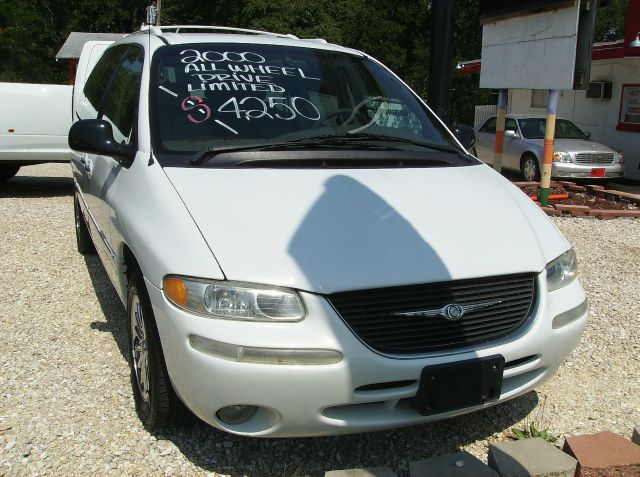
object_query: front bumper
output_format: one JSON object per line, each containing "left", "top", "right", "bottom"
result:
{"left": 552, "top": 161, "right": 624, "bottom": 179}
{"left": 146, "top": 275, "right": 587, "bottom": 437}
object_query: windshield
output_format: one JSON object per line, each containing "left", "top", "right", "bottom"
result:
{"left": 518, "top": 118, "right": 588, "bottom": 140}
{"left": 150, "top": 43, "right": 464, "bottom": 166}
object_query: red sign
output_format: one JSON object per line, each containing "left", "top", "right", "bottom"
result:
{"left": 617, "top": 84, "right": 640, "bottom": 133}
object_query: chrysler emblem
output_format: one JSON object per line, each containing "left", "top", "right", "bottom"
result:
{"left": 394, "top": 300, "right": 503, "bottom": 321}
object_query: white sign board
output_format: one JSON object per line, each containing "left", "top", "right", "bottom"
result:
{"left": 480, "top": 4, "right": 580, "bottom": 90}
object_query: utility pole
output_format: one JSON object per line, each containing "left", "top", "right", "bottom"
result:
{"left": 427, "top": 0, "right": 455, "bottom": 125}
{"left": 156, "top": 0, "right": 161, "bottom": 25}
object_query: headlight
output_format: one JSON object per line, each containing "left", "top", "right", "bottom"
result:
{"left": 546, "top": 249, "right": 577, "bottom": 292}
{"left": 163, "top": 276, "right": 305, "bottom": 321}
{"left": 616, "top": 151, "right": 624, "bottom": 164}
{"left": 552, "top": 151, "right": 572, "bottom": 163}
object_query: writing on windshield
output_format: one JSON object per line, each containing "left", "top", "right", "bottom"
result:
{"left": 150, "top": 43, "right": 455, "bottom": 156}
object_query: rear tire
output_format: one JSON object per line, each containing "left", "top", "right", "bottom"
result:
{"left": 127, "top": 270, "right": 189, "bottom": 430}
{"left": 0, "top": 165, "right": 20, "bottom": 182}
{"left": 74, "top": 195, "right": 96, "bottom": 255}
{"left": 520, "top": 154, "right": 541, "bottom": 181}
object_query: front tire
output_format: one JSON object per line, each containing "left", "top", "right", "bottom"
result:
{"left": 520, "top": 154, "right": 541, "bottom": 181}
{"left": 0, "top": 165, "right": 20, "bottom": 182}
{"left": 127, "top": 270, "right": 188, "bottom": 430}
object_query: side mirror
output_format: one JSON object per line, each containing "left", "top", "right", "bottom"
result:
{"left": 505, "top": 129, "right": 520, "bottom": 138}
{"left": 452, "top": 124, "right": 476, "bottom": 151}
{"left": 69, "top": 119, "right": 135, "bottom": 167}
{"left": 585, "top": 131, "right": 591, "bottom": 138}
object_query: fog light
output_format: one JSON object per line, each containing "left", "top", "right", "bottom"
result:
{"left": 217, "top": 405, "right": 257, "bottom": 424}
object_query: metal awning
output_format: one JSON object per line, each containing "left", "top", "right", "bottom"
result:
{"left": 56, "top": 32, "right": 126, "bottom": 60}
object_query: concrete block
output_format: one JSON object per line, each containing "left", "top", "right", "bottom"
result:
{"left": 563, "top": 431, "right": 640, "bottom": 477}
{"left": 488, "top": 437, "right": 577, "bottom": 477}
{"left": 325, "top": 466, "right": 397, "bottom": 477}
{"left": 632, "top": 426, "right": 640, "bottom": 446}
{"left": 410, "top": 451, "right": 497, "bottom": 477}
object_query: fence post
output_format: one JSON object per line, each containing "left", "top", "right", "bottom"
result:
{"left": 493, "top": 89, "right": 508, "bottom": 173}
{"left": 540, "top": 89, "right": 560, "bottom": 206}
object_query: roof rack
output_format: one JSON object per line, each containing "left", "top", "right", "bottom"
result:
{"left": 137, "top": 25, "right": 298, "bottom": 40}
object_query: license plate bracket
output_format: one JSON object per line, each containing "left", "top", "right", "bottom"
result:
{"left": 591, "top": 168, "right": 606, "bottom": 177}
{"left": 411, "top": 355, "right": 505, "bottom": 416}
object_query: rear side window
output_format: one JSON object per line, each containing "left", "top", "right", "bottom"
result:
{"left": 83, "top": 45, "right": 130, "bottom": 112}
{"left": 479, "top": 117, "right": 496, "bottom": 133}
{"left": 101, "top": 46, "right": 145, "bottom": 144}
{"left": 479, "top": 117, "right": 517, "bottom": 133}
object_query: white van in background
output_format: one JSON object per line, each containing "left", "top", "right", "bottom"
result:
{"left": 0, "top": 41, "right": 112, "bottom": 182}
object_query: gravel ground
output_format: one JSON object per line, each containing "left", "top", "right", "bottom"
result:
{"left": 1, "top": 163, "right": 639, "bottom": 476}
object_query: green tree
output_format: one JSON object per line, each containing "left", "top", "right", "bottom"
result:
{"left": 0, "top": 0, "right": 487, "bottom": 123}
{"left": 0, "top": 1, "right": 60, "bottom": 82}
{"left": 594, "top": 0, "right": 627, "bottom": 42}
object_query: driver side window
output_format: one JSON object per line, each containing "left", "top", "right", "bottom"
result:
{"left": 101, "top": 46, "right": 145, "bottom": 145}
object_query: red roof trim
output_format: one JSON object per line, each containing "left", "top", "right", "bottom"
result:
{"left": 457, "top": 40, "right": 633, "bottom": 74}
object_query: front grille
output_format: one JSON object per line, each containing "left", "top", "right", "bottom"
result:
{"left": 575, "top": 153, "right": 614, "bottom": 164}
{"left": 328, "top": 274, "right": 536, "bottom": 354}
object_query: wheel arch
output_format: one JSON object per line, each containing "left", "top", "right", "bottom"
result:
{"left": 119, "top": 243, "right": 141, "bottom": 300}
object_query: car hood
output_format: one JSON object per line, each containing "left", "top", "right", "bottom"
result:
{"left": 528, "top": 138, "right": 616, "bottom": 154}
{"left": 164, "top": 164, "right": 569, "bottom": 294}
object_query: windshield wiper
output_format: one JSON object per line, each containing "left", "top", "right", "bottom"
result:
{"left": 190, "top": 135, "right": 398, "bottom": 165}
{"left": 342, "top": 133, "right": 460, "bottom": 154}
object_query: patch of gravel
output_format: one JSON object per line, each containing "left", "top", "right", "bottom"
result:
{"left": 1, "top": 164, "right": 638, "bottom": 476}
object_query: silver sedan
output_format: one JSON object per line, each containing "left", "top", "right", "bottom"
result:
{"left": 475, "top": 114, "right": 625, "bottom": 181}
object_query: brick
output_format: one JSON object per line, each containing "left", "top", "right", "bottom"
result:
{"left": 632, "top": 426, "right": 640, "bottom": 446}
{"left": 566, "top": 184, "right": 587, "bottom": 192}
{"left": 553, "top": 204, "right": 591, "bottom": 216}
{"left": 587, "top": 184, "right": 605, "bottom": 191}
{"left": 513, "top": 181, "right": 540, "bottom": 187}
{"left": 488, "top": 438, "right": 577, "bottom": 477}
{"left": 558, "top": 181, "right": 576, "bottom": 187}
{"left": 325, "top": 467, "right": 397, "bottom": 477}
{"left": 409, "top": 451, "right": 497, "bottom": 477}
{"left": 541, "top": 206, "right": 562, "bottom": 216}
{"left": 563, "top": 431, "right": 640, "bottom": 477}
{"left": 549, "top": 180, "right": 561, "bottom": 188}
{"left": 590, "top": 209, "right": 640, "bottom": 219}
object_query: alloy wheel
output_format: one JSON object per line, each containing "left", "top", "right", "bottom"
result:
{"left": 523, "top": 158, "right": 537, "bottom": 181}
{"left": 130, "top": 295, "right": 150, "bottom": 403}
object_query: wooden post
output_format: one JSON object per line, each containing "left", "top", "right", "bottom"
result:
{"left": 540, "top": 89, "right": 560, "bottom": 206}
{"left": 493, "top": 89, "right": 508, "bottom": 173}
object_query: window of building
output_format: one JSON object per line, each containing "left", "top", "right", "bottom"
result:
{"left": 531, "top": 90, "right": 549, "bottom": 109}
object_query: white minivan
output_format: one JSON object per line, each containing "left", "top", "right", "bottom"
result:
{"left": 69, "top": 26, "right": 587, "bottom": 437}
